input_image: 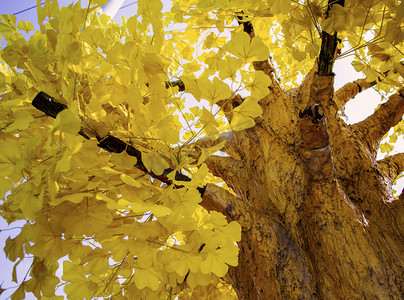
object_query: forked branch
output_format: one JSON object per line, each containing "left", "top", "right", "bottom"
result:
{"left": 378, "top": 153, "right": 404, "bottom": 183}
{"left": 334, "top": 78, "right": 376, "bottom": 109}
{"left": 351, "top": 88, "right": 404, "bottom": 153}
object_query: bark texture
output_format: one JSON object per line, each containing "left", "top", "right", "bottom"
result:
{"left": 199, "top": 2, "right": 404, "bottom": 298}
{"left": 200, "top": 71, "right": 404, "bottom": 299}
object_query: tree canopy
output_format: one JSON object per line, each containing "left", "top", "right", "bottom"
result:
{"left": 0, "top": 0, "right": 403, "bottom": 299}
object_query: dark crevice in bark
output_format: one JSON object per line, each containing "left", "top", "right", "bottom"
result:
{"left": 317, "top": 0, "right": 345, "bottom": 76}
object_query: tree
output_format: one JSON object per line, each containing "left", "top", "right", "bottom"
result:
{"left": 0, "top": 0, "right": 403, "bottom": 298}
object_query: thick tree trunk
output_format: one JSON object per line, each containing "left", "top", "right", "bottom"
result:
{"left": 201, "top": 72, "right": 404, "bottom": 298}
{"left": 198, "top": 2, "right": 403, "bottom": 297}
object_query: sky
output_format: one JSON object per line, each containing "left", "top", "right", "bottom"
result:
{"left": 0, "top": 1, "right": 402, "bottom": 299}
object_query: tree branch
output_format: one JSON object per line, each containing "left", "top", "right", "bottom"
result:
{"left": 32, "top": 92, "right": 191, "bottom": 186}
{"left": 235, "top": 12, "right": 285, "bottom": 98}
{"left": 317, "top": 0, "right": 345, "bottom": 76}
{"left": 204, "top": 155, "right": 244, "bottom": 184}
{"left": 190, "top": 131, "right": 241, "bottom": 160}
{"left": 378, "top": 153, "right": 404, "bottom": 183}
{"left": 334, "top": 78, "right": 376, "bottom": 110}
{"left": 201, "top": 183, "right": 251, "bottom": 227}
{"left": 351, "top": 88, "right": 404, "bottom": 153}
{"left": 32, "top": 92, "right": 249, "bottom": 222}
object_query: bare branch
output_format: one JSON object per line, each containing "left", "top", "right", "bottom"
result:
{"left": 317, "top": 0, "right": 345, "bottom": 76}
{"left": 351, "top": 88, "right": 404, "bottom": 153}
{"left": 334, "top": 78, "right": 376, "bottom": 110}
{"left": 378, "top": 153, "right": 404, "bottom": 183}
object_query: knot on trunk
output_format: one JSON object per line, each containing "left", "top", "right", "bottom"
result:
{"left": 299, "top": 104, "right": 329, "bottom": 151}
{"left": 299, "top": 104, "right": 324, "bottom": 124}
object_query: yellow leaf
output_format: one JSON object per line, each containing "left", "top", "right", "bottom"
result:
{"left": 62, "top": 203, "right": 113, "bottom": 235}
{"left": 223, "top": 221, "right": 242, "bottom": 242}
{"left": 49, "top": 193, "right": 87, "bottom": 206}
{"left": 186, "top": 271, "right": 211, "bottom": 288}
{"left": 0, "top": 14, "right": 17, "bottom": 36}
{"left": 157, "top": 115, "right": 181, "bottom": 144}
{"left": 53, "top": 109, "right": 81, "bottom": 134}
{"left": 0, "top": 139, "right": 25, "bottom": 181}
{"left": 55, "top": 152, "right": 72, "bottom": 173}
{"left": 138, "top": 0, "right": 163, "bottom": 17}
{"left": 4, "top": 235, "right": 24, "bottom": 262}
{"left": 197, "top": 142, "right": 226, "bottom": 165}
{"left": 17, "top": 20, "right": 35, "bottom": 33}
{"left": 246, "top": 71, "right": 272, "bottom": 99}
{"left": 82, "top": 249, "right": 110, "bottom": 275}
{"left": 19, "top": 188, "right": 44, "bottom": 220}
{"left": 181, "top": 75, "right": 201, "bottom": 100}
{"left": 200, "top": 253, "right": 228, "bottom": 277}
{"left": 227, "top": 32, "right": 269, "bottom": 63}
{"left": 199, "top": 108, "right": 220, "bottom": 140}
{"left": 142, "top": 151, "right": 170, "bottom": 175}
{"left": 218, "top": 56, "right": 243, "bottom": 80}
{"left": 189, "top": 163, "right": 209, "bottom": 187}
{"left": 109, "top": 152, "right": 135, "bottom": 171}
{"left": 231, "top": 97, "right": 263, "bottom": 131}
{"left": 197, "top": 77, "right": 232, "bottom": 105}
{"left": 67, "top": 41, "right": 82, "bottom": 65}
{"left": 120, "top": 174, "right": 142, "bottom": 188}
{"left": 142, "top": 52, "right": 170, "bottom": 76}
{"left": 133, "top": 268, "right": 160, "bottom": 291}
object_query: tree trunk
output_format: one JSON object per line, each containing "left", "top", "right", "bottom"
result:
{"left": 196, "top": 2, "right": 403, "bottom": 298}
{"left": 201, "top": 69, "right": 404, "bottom": 298}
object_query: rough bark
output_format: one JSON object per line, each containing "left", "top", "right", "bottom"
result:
{"left": 202, "top": 1, "right": 404, "bottom": 298}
